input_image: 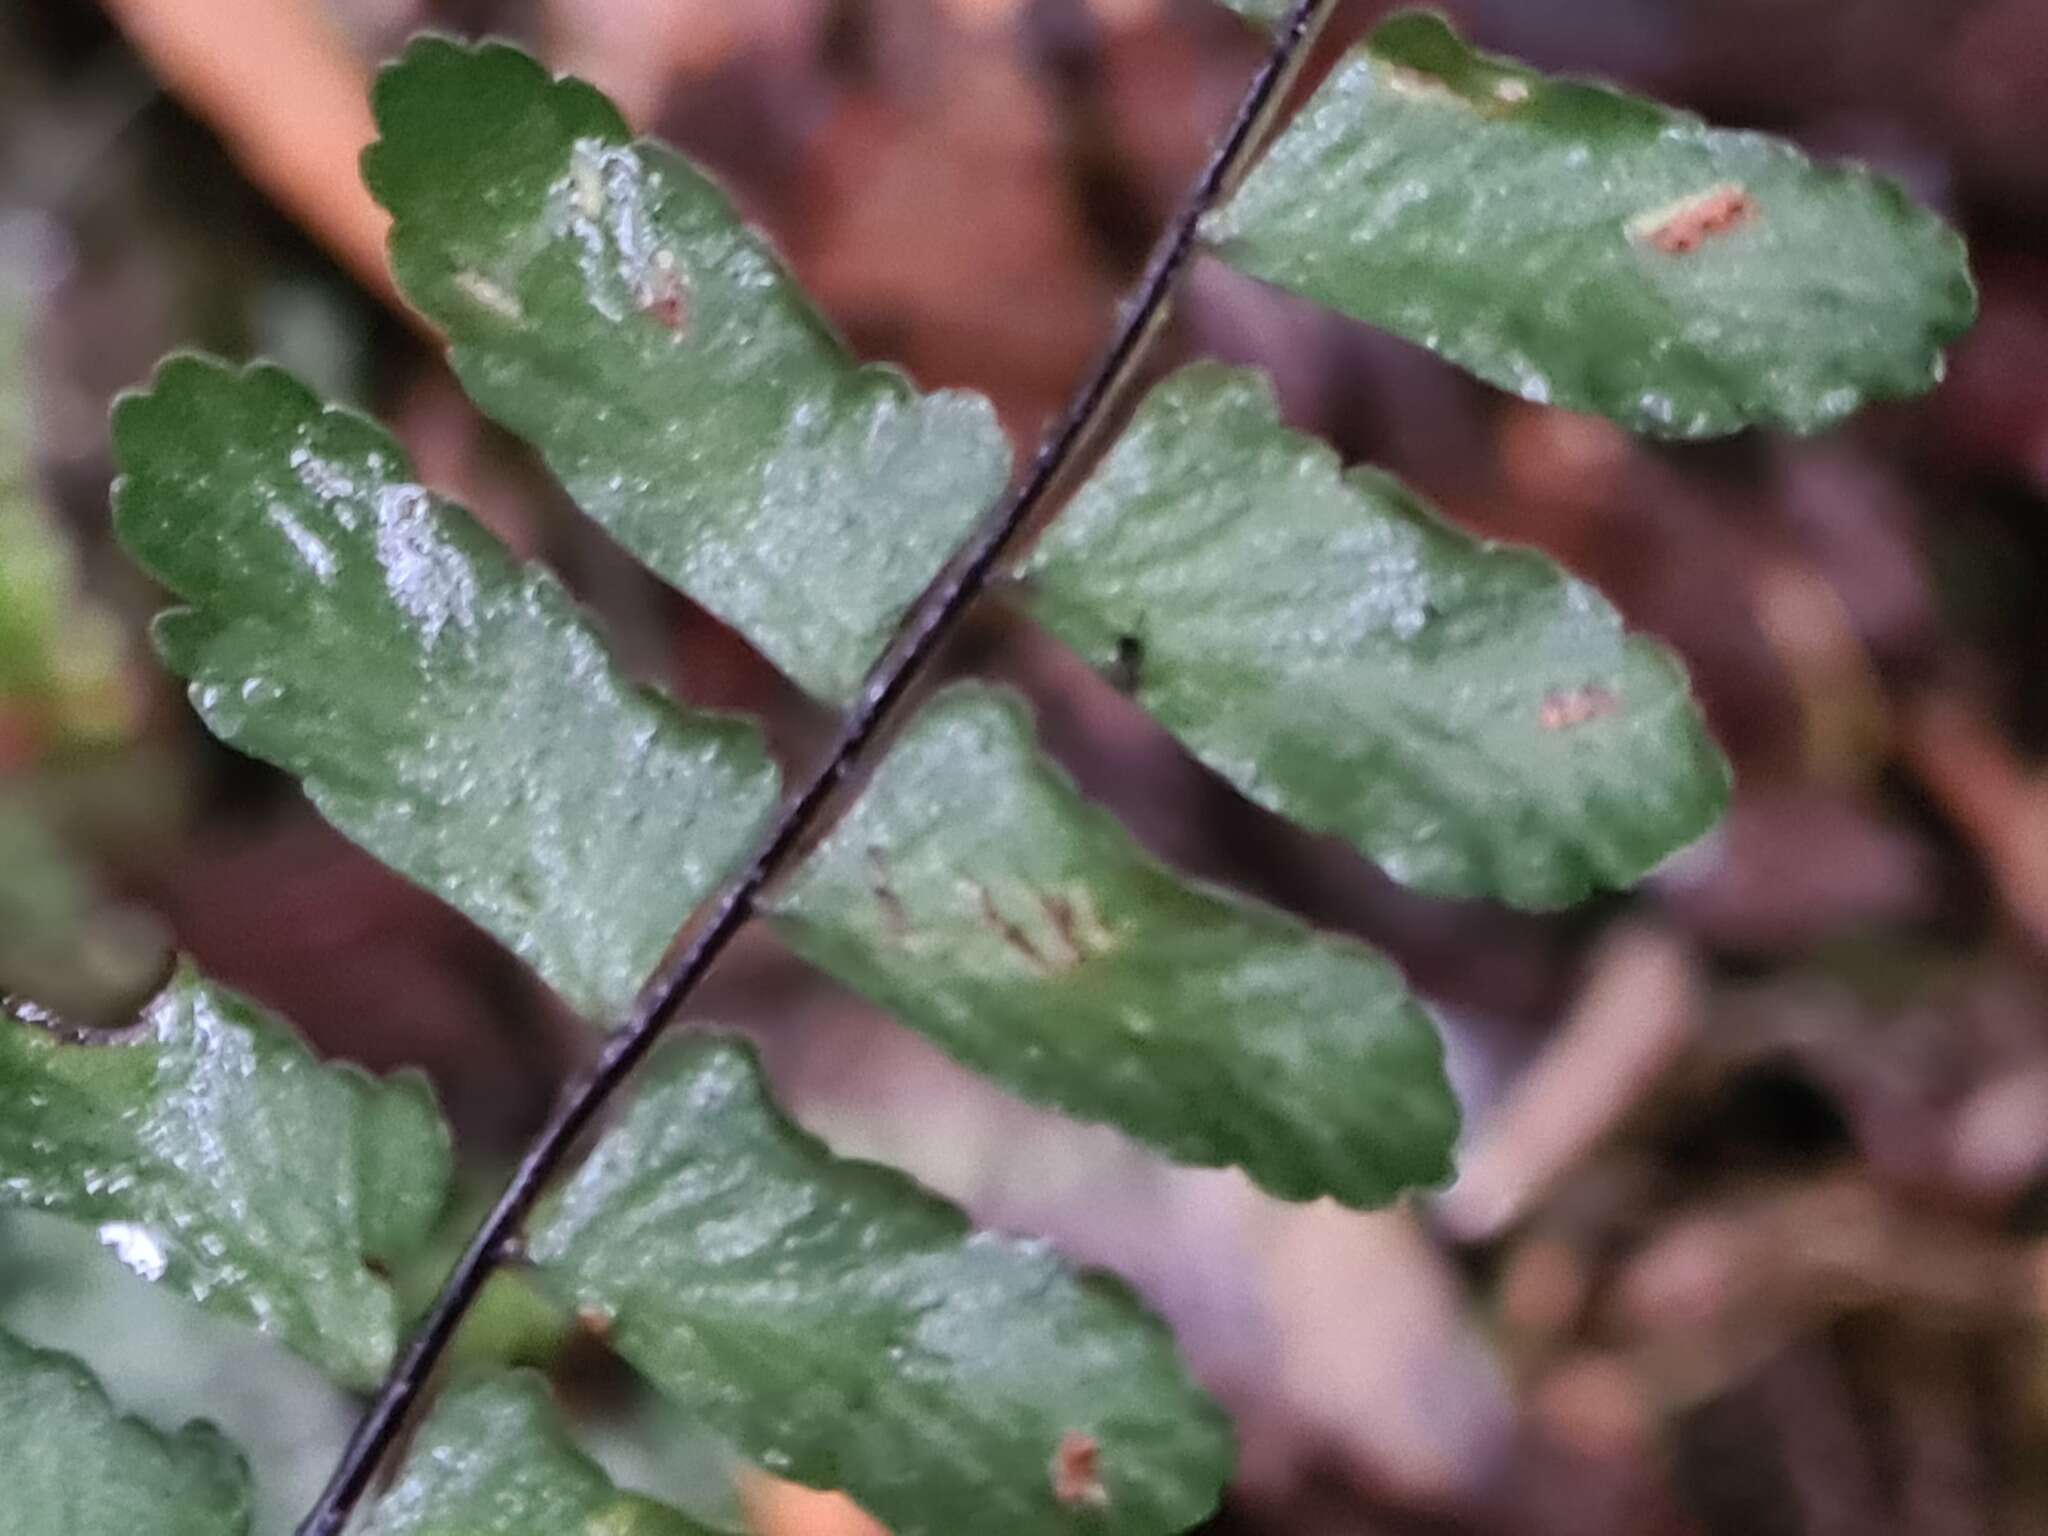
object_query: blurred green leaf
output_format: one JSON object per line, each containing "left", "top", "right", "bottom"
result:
{"left": 0, "top": 791, "right": 165, "bottom": 1019}
{"left": 363, "top": 1373, "right": 714, "bottom": 1536}
{"left": 0, "top": 794, "right": 103, "bottom": 996}
{"left": 0, "top": 966, "right": 452, "bottom": 1390}
{"left": 0, "top": 287, "right": 129, "bottom": 748}
{"left": 528, "top": 1034, "right": 1233, "bottom": 1536}
{"left": 1210, "top": 0, "right": 1289, "bottom": 23}
{"left": 1, "top": 1327, "right": 250, "bottom": 1536}
{"left": 111, "top": 357, "right": 780, "bottom": 1020}
{"left": 363, "top": 38, "right": 1012, "bottom": 702}
{"left": 768, "top": 685, "right": 1457, "bottom": 1206}
{"left": 1204, "top": 11, "right": 1976, "bottom": 437}
{"left": 1024, "top": 364, "right": 1729, "bottom": 908}
{"left": 0, "top": 1210, "right": 356, "bottom": 1536}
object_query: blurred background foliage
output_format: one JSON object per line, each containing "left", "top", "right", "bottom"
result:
{"left": 4, "top": 1, "right": 2048, "bottom": 1533}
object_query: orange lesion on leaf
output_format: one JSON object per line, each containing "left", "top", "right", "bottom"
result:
{"left": 638, "top": 248, "right": 692, "bottom": 335}
{"left": 1629, "top": 183, "right": 1758, "bottom": 256}
{"left": 1050, "top": 1431, "right": 1109, "bottom": 1509}
{"left": 1540, "top": 686, "right": 1621, "bottom": 732}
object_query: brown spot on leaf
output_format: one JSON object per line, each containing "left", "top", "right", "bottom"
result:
{"left": 964, "top": 879, "right": 1120, "bottom": 975}
{"left": 1047, "top": 887, "right": 1117, "bottom": 963}
{"left": 576, "top": 1305, "right": 615, "bottom": 1340}
{"left": 1051, "top": 1432, "right": 1109, "bottom": 1509}
{"left": 868, "top": 849, "right": 910, "bottom": 941}
{"left": 971, "top": 878, "right": 1053, "bottom": 974}
{"left": 1630, "top": 184, "right": 1758, "bottom": 256}
{"left": 1540, "top": 686, "right": 1622, "bottom": 732}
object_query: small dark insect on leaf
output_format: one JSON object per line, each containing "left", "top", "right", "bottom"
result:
{"left": 1109, "top": 634, "right": 1145, "bottom": 694}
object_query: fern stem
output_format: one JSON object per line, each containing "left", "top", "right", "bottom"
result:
{"left": 295, "top": 5, "right": 1337, "bottom": 1530}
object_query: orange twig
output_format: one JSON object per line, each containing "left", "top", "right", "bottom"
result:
{"left": 98, "top": 0, "right": 400, "bottom": 313}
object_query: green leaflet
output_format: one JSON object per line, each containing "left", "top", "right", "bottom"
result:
{"left": 363, "top": 38, "right": 1013, "bottom": 702}
{"left": 362, "top": 1373, "right": 714, "bottom": 1536}
{"left": 1023, "top": 364, "right": 1729, "bottom": 909}
{"left": 0, "top": 1329, "right": 250, "bottom": 1536}
{"left": 528, "top": 1036, "right": 1232, "bottom": 1536}
{"left": 1204, "top": 11, "right": 1977, "bottom": 438}
{"left": 112, "top": 356, "right": 779, "bottom": 1021}
{"left": 0, "top": 967, "right": 448, "bottom": 1389}
{"left": 768, "top": 685, "right": 1456, "bottom": 1206}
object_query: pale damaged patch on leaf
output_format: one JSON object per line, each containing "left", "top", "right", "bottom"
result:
{"left": 1376, "top": 54, "right": 1523, "bottom": 118}
{"left": 1379, "top": 60, "right": 1528, "bottom": 119}
{"left": 581, "top": 1500, "right": 671, "bottom": 1536}
{"left": 1628, "top": 183, "right": 1759, "bottom": 256}
{"left": 1051, "top": 1432, "right": 1110, "bottom": 1510}
{"left": 454, "top": 270, "right": 525, "bottom": 322}
{"left": 1382, "top": 63, "right": 1467, "bottom": 108}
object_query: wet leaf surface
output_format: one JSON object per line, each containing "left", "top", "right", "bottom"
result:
{"left": 365, "top": 38, "right": 1013, "bottom": 702}
{"left": 1205, "top": 12, "right": 1977, "bottom": 438}
{"left": 113, "top": 357, "right": 779, "bottom": 1020}
{"left": 0, "top": 967, "right": 450, "bottom": 1390}
{"left": 529, "top": 1035, "right": 1232, "bottom": 1536}
{"left": 1025, "top": 364, "right": 1730, "bottom": 908}
{"left": 769, "top": 684, "right": 1458, "bottom": 1206}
